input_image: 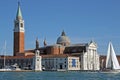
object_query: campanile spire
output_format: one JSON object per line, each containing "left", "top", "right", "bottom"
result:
{"left": 13, "top": 2, "right": 25, "bottom": 56}
{"left": 16, "top": 2, "right": 22, "bottom": 20}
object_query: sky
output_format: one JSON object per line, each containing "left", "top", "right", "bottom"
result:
{"left": 0, "top": 0, "right": 120, "bottom": 55}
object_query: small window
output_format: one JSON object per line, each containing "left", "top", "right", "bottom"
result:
{"left": 37, "top": 59, "right": 39, "bottom": 61}
{"left": 65, "top": 65, "right": 66, "bottom": 68}
{"left": 21, "top": 23, "right": 23, "bottom": 28}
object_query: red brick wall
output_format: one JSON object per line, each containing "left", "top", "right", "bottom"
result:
{"left": 46, "top": 46, "right": 65, "bottom": 55}
{"left": 14, "top": 32, "right": 24, "bottom": 56}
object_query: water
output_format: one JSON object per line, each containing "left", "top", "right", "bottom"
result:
{"left": 0, "top": 71, "right": 120, "bottom": 80}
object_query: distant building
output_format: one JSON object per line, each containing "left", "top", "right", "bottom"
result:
{"left": 0, "top": 2, "right": 100, "bottom": 71}
{"left": 0, "top": 55, "right": 33, "bottom": 69}
{"left": 14, "top": 2, "right": 25, "bottom": 56}
{"left": 32, "top": 50, "right": 42, "bottom": 71}
{"left": 42, "top": 54, "right": 80, "bottom": 71}
{"left": 80, "top": 41, "right": 99, "bottom": 70}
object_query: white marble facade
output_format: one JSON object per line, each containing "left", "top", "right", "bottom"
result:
{"left": 81, "top": 41, "right": 100, "bottom": 70}
{"left": 42, "top": 56, "right": 80, "bottom": 71}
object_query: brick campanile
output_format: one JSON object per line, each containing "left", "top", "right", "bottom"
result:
{"left": 13, "top": 2, "right": 25, "bottom": 56}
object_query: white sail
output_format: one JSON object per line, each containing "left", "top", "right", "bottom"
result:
{"left": 106, "top": 42, "right": 120, "bottom": 70}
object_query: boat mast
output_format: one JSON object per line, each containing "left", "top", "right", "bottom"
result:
{"left": 3, "top": 41, "right": 6, "bottom": 68}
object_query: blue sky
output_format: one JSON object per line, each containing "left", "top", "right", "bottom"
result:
{"left": 0, "top": 0, "right": 120, "bottom": 55}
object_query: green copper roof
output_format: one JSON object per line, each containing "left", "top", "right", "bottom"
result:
{"left": 16, "top": 2, "right": 22, "bottom": 19}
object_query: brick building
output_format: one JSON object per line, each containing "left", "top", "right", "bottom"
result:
{"left": 0, "top": 2, "right": 100, "bottom": 71}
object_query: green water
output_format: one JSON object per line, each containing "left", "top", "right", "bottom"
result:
{"left": 0, "top": 71, "right": 120, "bottom": 80}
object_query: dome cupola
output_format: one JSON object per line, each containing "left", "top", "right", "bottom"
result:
{"left": 56, "top": 31, "right": 70, "bottom": 46}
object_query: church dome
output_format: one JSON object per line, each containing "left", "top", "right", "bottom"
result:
{"left": 56, "top": 31, "right": 70, "bottom": 46}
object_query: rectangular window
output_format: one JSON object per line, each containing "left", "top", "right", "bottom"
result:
{"left": 72, "top": 59, "right": 76, "bottom": 67}
{"left": 65, "top": 65, "right": 66, "bottom": 68}
{"left": 21, "top": 23, "right": 23, "bottom": 27}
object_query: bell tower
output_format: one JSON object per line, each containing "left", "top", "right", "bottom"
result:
{"left": 13, "top": 2, "right": 25, "bottom": 56}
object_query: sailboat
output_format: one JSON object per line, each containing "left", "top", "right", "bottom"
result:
{"left": 105, "top": 42, "right": 120, "bottom": 72}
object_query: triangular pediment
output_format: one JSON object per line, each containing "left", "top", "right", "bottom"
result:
{"left": 88, "top": 41, "right": 97, "bottom": 48}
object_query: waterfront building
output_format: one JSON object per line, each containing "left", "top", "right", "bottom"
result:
{"left": 36, "top": 32, "right": 100, "bottom": 70}
{"left": 63, "top": 40, "right": 99, "bottom": 70}
{"left": 80, "top": 41, "right": 99, "bottom": 70}
{"left": 0, "top": 55, "right": 33, "bottom": 69}
{"left": 32, "top": 50, "right": 42, "bottom": 71}
{"left": 42, "top": 54, "right": 80, "bottom": 71}
{"left": 0, "top": 2, "right": 100, "bottom": 71}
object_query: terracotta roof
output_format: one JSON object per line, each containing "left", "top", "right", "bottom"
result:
{"left": 24, "top": 49, "right": 35, "bottom": 53}
{"left": 0, "top": 55, "right": 34, "bottom": 59}
{"left": 41, "top": 54, "right": 76, "bottom": 58}
{"left": 66, "top": 43, "right": 87, "bottom": 47}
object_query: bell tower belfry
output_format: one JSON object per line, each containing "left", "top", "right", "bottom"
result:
{"left": 13, "top": 2, "right": 25, "bottom": 56}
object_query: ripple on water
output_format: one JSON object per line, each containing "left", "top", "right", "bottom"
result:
{"left": 0, "top": 71, "right": 120, "bottom": 80}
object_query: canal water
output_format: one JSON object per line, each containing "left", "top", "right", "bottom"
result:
{"left": 0, "top": 71, "right": 120, "bottom": 80}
